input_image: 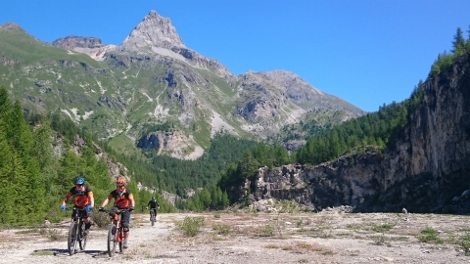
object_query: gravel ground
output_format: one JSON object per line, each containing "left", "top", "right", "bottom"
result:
{"left": 1, "top": 211, "right": 470, "bottom": 263}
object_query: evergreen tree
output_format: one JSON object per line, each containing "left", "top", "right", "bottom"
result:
{"left": 452, "top": 27, "right": 466, "bottom": 55}
{"left": 0, "top": 86, "right": 11, "bottom": 116}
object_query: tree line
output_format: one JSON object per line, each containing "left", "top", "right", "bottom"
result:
{"left": 430, "top": 25, "right": 470, "bottom": 77}
{"left": 0, "top": 86, "right": 174, "bottom": 226}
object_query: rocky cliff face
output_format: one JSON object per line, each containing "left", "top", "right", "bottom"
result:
{"left": 232, "top": 52, "right": 470, "bottom": 214}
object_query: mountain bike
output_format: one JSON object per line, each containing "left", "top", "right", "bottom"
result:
{"left": 100, "top": 207, "right": 127, "bottom": 257}
{"left": 150, "top": 208, "right": 156, "bottom": 226}
{"left": 66, "top": 207, "right": 89, "bottom": 255}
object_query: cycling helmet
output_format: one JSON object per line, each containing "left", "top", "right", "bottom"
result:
{"left": 116, "top": 177, "right": 127, "bottom": 186}
{"left": 74, "top": 176, "right": 85, "bottom": 185}
{"left": 152, "top": 196, "right": 155, "bottom": 200}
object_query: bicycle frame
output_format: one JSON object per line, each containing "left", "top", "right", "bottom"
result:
{"left": 67, "top": 207, "right": 88, "bottom": 255}
{"left": 104, "top": 208, "right": 127, "bottom": 257}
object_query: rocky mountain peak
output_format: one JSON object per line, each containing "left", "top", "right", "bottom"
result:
{"left": 120, "top": 10, "right": 185, "bottom": 52}
{"left": 0, "top": 22, "right": 22, "bottom": 31}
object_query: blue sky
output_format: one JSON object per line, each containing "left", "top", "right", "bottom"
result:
{"left": 1, "top": 0, "right": 470, "bottom": 112}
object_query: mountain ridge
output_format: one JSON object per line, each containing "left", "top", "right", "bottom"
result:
{"left": 0, "top": 10, "right": 365, "bottom": 159}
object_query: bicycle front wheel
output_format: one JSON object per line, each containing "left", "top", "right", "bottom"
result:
{"left": 118, "top": 228, "right": 123, "bottom": 252}
{"left": 151, "top": 212, "right": 155, "bottom": 226}
{"left": 79, "top": 222, "right": 87, "bottom": 250}
{"left": 67, "top": 222, "right": 78, "bottom": 255}
{"left": 107, "top": 224, "right": 117, "bottom": 257}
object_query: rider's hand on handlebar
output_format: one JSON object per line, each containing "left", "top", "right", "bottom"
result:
{"left": 60, "top": 205, "right": 66, "bottom": 211}
{"left": 99, "top": 207, "right": 105, "bottom": 212}
{"left": 129, "top": 207, "right": 134, "bottom": 212}
{"left": 86, "top": 205, "right": 93, "bottom": 211}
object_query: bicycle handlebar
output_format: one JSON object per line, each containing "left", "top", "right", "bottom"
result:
{"left": 99, "top": 207, "right": 130, "bottom": 214}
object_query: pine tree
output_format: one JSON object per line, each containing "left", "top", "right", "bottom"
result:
{"left": 0, "top": 125, "right": 16, "bottom": 226}
{"left": 452, "top": 27, "right": 465, "bottom": 56}
{"left": 32, "top": 117, "right": 60, "bottom": 205}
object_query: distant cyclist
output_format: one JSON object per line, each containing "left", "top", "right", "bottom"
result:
{"left": 146, "top": 196, "right": 160, "bottom": 220}
{"left": 99, "top": 177, "right": 135, "bottom": 249}
{"left": 60, "top": 176, "right": 94, "bottom": 235}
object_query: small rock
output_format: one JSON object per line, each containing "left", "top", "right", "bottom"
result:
{"left": 42, "top": 219, "right": 51, "bottom": 227}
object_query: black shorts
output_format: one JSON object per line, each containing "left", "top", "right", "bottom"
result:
{"left": 72, "top": 207, "right": 90, "bottom": 219}
{"left": 110, "top": 207, "right": 131, "bottom": 225}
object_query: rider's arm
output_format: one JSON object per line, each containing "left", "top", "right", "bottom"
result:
{"left": 129, "top": 194, "right": 135, "bottom": 208}
{"left": 61, "top": 192, "right": 72, "bottom": 207}
{"left": 100, "top": 197, "right": 110, "bottom": 208}
{"left": 89, "top": 192, "right": 95, "bottom": 208}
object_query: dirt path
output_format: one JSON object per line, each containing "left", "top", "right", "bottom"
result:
{"left": 1, "top": 211, "right": 470, "bottom": 263}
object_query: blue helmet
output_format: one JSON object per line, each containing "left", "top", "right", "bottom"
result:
{"left": 74, "top": 176, "right": 85, "bottom": 185}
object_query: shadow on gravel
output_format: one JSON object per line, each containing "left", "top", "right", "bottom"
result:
{"left": 33, "top": 248, "right": 104, "bottom": 257}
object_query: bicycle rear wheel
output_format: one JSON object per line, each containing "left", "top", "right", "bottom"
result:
{"left": 78, "top": 222, "right": 87, "bottom": 250}
{"left": 107, "top": 224, "right": 117, "bottom": 257}
{"left": 67, "top": 222, "right": 78, "bottom": 255}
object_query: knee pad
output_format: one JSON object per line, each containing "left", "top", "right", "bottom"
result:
{"left": 122, "top": 222, "right": 129, "bottom": 232}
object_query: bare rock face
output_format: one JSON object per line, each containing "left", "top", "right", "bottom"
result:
{"left": 137, "top": 131, "right": 204, "bottom": 160}
{"left": 121, "top": 10, "right": 185, "bottom": 51}
{"left": 51, "top": 36, "right": 116, "bottom": 61}
{"left": 51, "top": 36, "right": 105, "bottom": 49}
{"left": 231, "top": 51, "right": 470, "bottom": 214}
{"left": 118, "top": 10, "right": 234, "bottom": 80}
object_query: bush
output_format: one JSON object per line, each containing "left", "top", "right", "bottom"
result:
{"left": 459, "top": 232, "right": 470, "bottom": 256}
{"left": 212, "top": 224, "right": 232, "bottom": 235}
{"left": 418, "top": 227, "right": 443, "bottom": 244}
{"left": 91, "top": 211, "right": 111, "bottom": 229}
{"left": 175, "top": 216, "right": 205, "bottom": 237}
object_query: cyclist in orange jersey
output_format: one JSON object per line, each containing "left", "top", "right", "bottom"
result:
{"left": 99, "top": 177, "right": 135, "bottom": 249}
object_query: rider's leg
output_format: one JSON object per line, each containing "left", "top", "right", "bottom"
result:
{"left": 121, "top": 210, "right": 131, "bottom": 247}
{"left": 82, "top": 209, "right": 92, "bottom": 230}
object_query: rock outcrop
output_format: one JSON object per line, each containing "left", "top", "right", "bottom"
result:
{"left": 231, "top": 51, "right": 470, "bottom": 214}
{"left": 51, "top": 36, "right": 105, "bottom": 49}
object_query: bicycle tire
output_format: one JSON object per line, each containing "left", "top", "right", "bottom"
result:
{"left": 67, "top": 221, "right": 78, "bottom": 255}
{"left": 118, "top": 227, "right": 123, "bottom": 252}
{"left": 107, "top": 224, "right": 117, "bottom": 257}
{"left": 78, "top": 222, "right": 87, "bottom": 250}
{"left": 151, "top": 211, "right": 155, "bottom": 226}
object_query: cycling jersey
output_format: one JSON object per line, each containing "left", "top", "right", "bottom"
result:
{"left": 108, "top": 188, "right": 134, "bottom": 209}
{"left": 148, "top": 200, "right": 159, "bottom": 209}
{"left": 65, "top": 185, "right": 93, "bottom": 207}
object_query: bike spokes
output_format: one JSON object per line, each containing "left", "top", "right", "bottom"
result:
{"left": 107, "top": 224, "right": 117, "bottom": 257}
{"left": 67, "top": 222, "right": 78, "bottom": 255}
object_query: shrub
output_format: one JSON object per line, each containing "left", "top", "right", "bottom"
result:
{"left": 459, "top": 232, "right": 470, "bottom": 256}
{"left": 175, "top": 216, "right": 205, "bottom": 237}
{"left": 212, "top": 224, "right": 232, "bottom": 235}
{"left": 92, "top": 211, "right": 111, "bottom": 229}
{"left": 418, "top": 227, "right": 443, "bottom": 244}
